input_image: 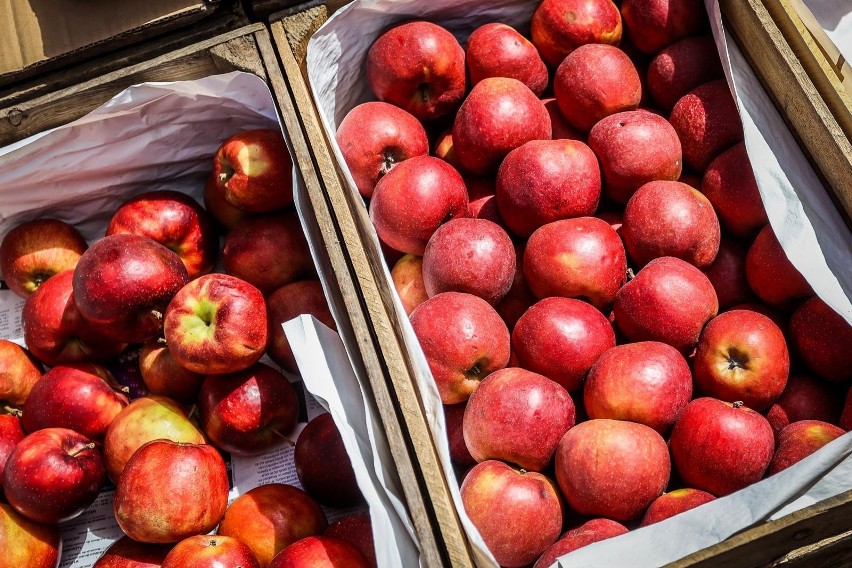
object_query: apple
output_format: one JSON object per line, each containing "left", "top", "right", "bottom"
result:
{"left": 213, "top": 128, "right": 293, "bottom": 213}
{"left": 452, "top": 77, "right": 551, "bottom": 175}
{"left": 495, "top": 243, "right": 537, "bottom": 331}
{"left": 94, "top": 536, "right": 174, "bottom": 568}
{"left": 622, "top": 180, "right": 721, "bottom": 269}
{"left": 465, "top": 177, "right": 506, "bottom": 229}
{"left": 22, "top": 269, "right": 127, "bottom": 366}
{"left": 531, "top": 0, "right": 622, "bottom": 67}
{"left": 164, "top": 273, "right": 268, "bottom": 375}
{"left": 115, "top": 440, "right": 228, "bottom": 543}
{"left": 138, "top": 340, "right": 204, "bottom": 404}
{"left": 463, "top": 367, "right": 575, "bottom": 471}
{"left": 409, "top": 292, "right": 511, "bottom": 404}
{"left": 534, "top": 518, "right": 629, "bottom": 568}
{"left": 496, "top": 139, "right": 601, "bottom": 238}
{"left": 366, "top": 21, "right": 466, "bottom": 121}
{"left": 422, "top": 218, "right": 515, "bottom": 305}
{"left": 4, "top": 427, "right": 104, "bottom": 524}
{"left": 73, "top": 234, "right": 190, "bottom": 344}
{"left": 162, "top": 535, "right": 259, "bottom": 568}
{"left": 588, "top": 109, "right": 683, "bottom": 204}
{"left": 703, "top": 237, "right": 755, "bottom": 309}
{"left": 513, "top": 297, "right": 615, "bottom": 392}
{"left": 21, "top": 363, "right": 128, "bottom": 440}
{"left": 267, "top": 280, "right": 336, "bottom": 373}
{"left": 524, "top": 217, "right": 627, "bottom": 310}
{"left": 542, "top": 98, "right": 584, "bottom": 141}
{"left": 103, "top": 395, "right": 206, "bottom": 483}
{"left": 555, "top": 419, "right": 670, "bottom": 520}
{"left": 0, "top": 414, "right": 25, "bottom": 494}
{"left": 670, "top": 397, "right": 775, "bottom": 496}
{"left": 765, "top": 375, "right": 844, "bottom": 438}
{"left": 295, "top": 413, "right": 362, "bottom": 508}
{"left": 789, "top": 297, "right": 852, "bottom": 382}
{"left": 639, "top": 488, "right": 716, "bottom": 526}
{"left": 443, "top": 403, "right": 475, "bottom": 468}
{"left": 0, "top": 339, "right": 42, "bottom": 408}
{"left": 460, "top": 460, "right": 563, "bottom": 568}
{"left": 336, "top": 101, "right": 430, "bottom": 198}
{"left": 203, "top": 171, "right": 252, "bottom": 231}
{"left": 369, "top": 155, "right": 469, "bottom": 255}
{"left": 613, "top": 256, "right": 719, "bottom": 352}
{"left": 745, "top": 225, "right": 814, "bottom": 309}
{"left": 433, "top": 128, "right": 461, "bottom": 171}
{"left": 0, "top": 218, "right": 87, "bottom": 299}
{"left": 199, "top": 362, "right": 299, "bottom": 456}
{"left": 647, "top": 35, "right": 724, "bottom": 111}
{"left": 106, "top": 190, "right": 218, "bottom": 279}
{"left": 768, "top": 420, "right": 845, "bottom": 475}
{"left": 466, "top": 23, "right": 548, "bottom": 96}
{"left": 584, "top": 341, "right": 693, "bottom": 434}
{"left": 324, "top": 513, "right": 376, "bottom": 568}
{"left": 701, "top": 142, "right": 768, "bottom": 238}
{"left": 218, "top": 483, "right": 328, "bottom": 567}
{"left": 0, "top": 502, "right": 60, "bottom": 568}
{"left": 621, "top": 0, "right": 708, "bottom": 54}
{"left": 269, "top": 536, "right": 370, "bottom": 568}
{"left": 554, "top": 44, "right": 641, "bottom": 132}
{"left": 222, "top": 210, "right": 313, "bottom": 296}
{"left": 391, "top": 255, "right": 429, "bottom": 316}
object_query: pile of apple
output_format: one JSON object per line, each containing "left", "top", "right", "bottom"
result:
{"left": 0, "top": 130, "right": 375, "bottom": 568}
{"left": 334, "top": 0, "right": 852, "bottom": 566}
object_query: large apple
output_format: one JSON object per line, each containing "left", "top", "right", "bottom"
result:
{"left": 0, "top": 339, "right": 42, "bottom": 408}
{"left": 701, "top": 142, "right": 768, "bottom": 238}
{"left": 267, "top": 280, "right": 336, "bottom": 373}
{"left": 531, "top": 0, "right": 622, "bottom": 67}
{"left": 269, "top": 536, "right": 370, "bottom": 568}
{"left": 466, "top": 23, "right": 548, "bottom": 96}
{"left": 93, "top": 536, "right": 174, "bottom": 568}
{"left": 745, "top": 225, "right": 814, "bottom": 309}
{"left": 138, "top": 339, "right": 204, "bottom": 404}
{"left": 4, "top": 427, "right": 105, "bottom": 524}
{"left": 789, "top": 297, "right": 852, "bottom": 382}
{"left": 0, "top": 502, "right": 60, "bottom": 568}
{"left": 647, "top": 35, "right": 724, "bottom": 111}
{"left": 768, "top": 420, "right": 845, "bottom": 475}
{"left": 162, "top": 535, "right": 259, "bottom": 568}
{"left": 534, "top": 518, "right": 629, "bottom": 568}
{"left": 409, "top": 292, "right": 511, "bottom": 404}
{"left": 765, "top": 375, "right": 844, "bottom": 438}
{"left": 324, "top": 513, "right": 376, "bottom": 568}
{"left": 366, "top": 21, "right": 466, "bottom": 121}
{"left": 73, "top": 234, "right": 190, "bottom": 344}
{"left": 336, "top": 101, "right": 429, "bottom": 198}
{"left": 463, "top": 367, "right": 575, "bottom": 471}
{"left": 294, "top": 413, "right": 362, "bottom": 508}
{"left": 213, "top": 128, "right": 294, "bottom": 213}
{"left": 640, "top": 488, "right": 716, "bottom": 526}
{"left": 164, "top": 273, "right": 268, "bottom": 375}
{"left": 106, "top": 190, "right": 219, "bottom": 279}
{"left": 460, "top": 460, "right": 563, "bottom": 568}
{"left": 391, "top": 255, "right": 429, "bottom": 316}
{"left": 621, "top": 0, "right": 708, "bottom": 54}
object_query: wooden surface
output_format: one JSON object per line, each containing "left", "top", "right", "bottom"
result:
{"left": 269, "top": 6, "right": 477, "bottom": 568}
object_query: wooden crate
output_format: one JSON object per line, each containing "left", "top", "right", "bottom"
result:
{"left": 268, "top": 2, "right": 852, "bottom": 568}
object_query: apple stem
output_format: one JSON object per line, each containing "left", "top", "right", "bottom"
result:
{"left": 2, "top": 406, "right": 22, "bottom": 417}
{"left": 270, "top": 428, "right": 296, "bottom": 447}
{"left": 157, "top": 337, "right": 168, "bottom": 345}
{"left": 152, "top": 310, "right": 163, "bottom": 322}
{"left": 69, "top": 443, "right": 97, "bottom": 457}
{"left": 733, "top": 401, "right": 744, "bottom": 409}
{"left": 626, "top": 267, "right": 636, "bottom": 282}
{"left": 187, "top": 404, "right": 198, "bottom": 419}
{"left": 119, "top": 386, "right": 130, "bottom": 394}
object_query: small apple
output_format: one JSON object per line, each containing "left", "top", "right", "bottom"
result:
{"left": 391, "top": 255, "right": 429, "bottom": 316}
{"left": 0, "top": 339, "right": 43, "bottom": 408}
{"left": 531, "top": 0, "right": 622, "bottom": 67}
{"left": 647, "top": 35, "right": 724, "bottom": 111}
{"left": 703, "top": 237, "right": 755, "bottom": 309}
{"left": 324, "top": 513, "right": 376, "bottom": 568}
{"left": 466, "top": 23, "right": 548, "bottom": 96}
{"left": 768, "top": 420, "right": 845, "bottom": 475}
{"left": 0, "top": 414, "right": 25, "bottom": 494}
{"left": 494, "top": 243, "right": 538, "bottom": 331}
{"left": 701, "top": 142, "right": 768, "bottom": 238}
{"left": 621, "top": 0, "right": 708, "bottom": 54}
{"left": 542, "top": 98, "right": 584, "bottom": 141}
{"left": 295, "top": 413, "right": 362, "bottom": 508}
{"left": 138, "top": 339, "right": 204, "bottom": 404}
{"left": 765, "top": 375, "right": 844, "bottom": 438}
{"left": 268, "top": 536, "right": 370, "bottom": 568}
{"left": 203, "top": 171, "right": 252, "bottom": 231}
{"left": 534, "top": 518, "right": 629, "bottom": 568}
{"left": 789, "top": 297, "right": 852, "bottom": 383}
{"left": 640, "top": 488, "right": 716, "bottom": 526}
{"left": 162, "top": 535, "right": 259, "bottom": 568}
{"left": 443, "top": 403, "right": 475, "bottom": 468}
{"left": 0, "top": 502, "right": 60, "bottom": 568}
{"left": 745, "top": 225, "right": 814, "bottom": 310}
{"left": 266, "top": 280, "right": 336, "bottom": 374}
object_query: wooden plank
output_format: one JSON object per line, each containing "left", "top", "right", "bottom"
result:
{"left": 718, "top": 0, "right": 852, "bottom": 228}
{"left": 771, "top": 530, "right": 852, "bottom": 568}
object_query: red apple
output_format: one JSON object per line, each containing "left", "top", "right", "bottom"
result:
{"left": 554, "top": 44, "right": 641, "bottom": 132}
{"left": 730, "top": 301, "right": 789, "bottom": 333}
{"left": 422, "top": 218, "right": 515, "bottom": 305}
{"left": 703, "top": 237, "right": 755, "bottom": 309}
{"left": 589, "top": 109, "right": 683, "bottom": 204}
{"left": 21, "top": 363, "right": 128, "bottom": 440}
{"left": 745, "top": 225, "right": 813, "bottom": 309}
{"left": 103, "top": 395, "right": 206, "bottom": 483}
{"left": 524, "top": 217, "right": 627, "bottom": 309}
{"left": 494, "top": 243, "right": 537, "bottom": 331}
{"left": 461, "top": 460, "right": 563, "bottom": 568}
{"left": 391, "top": 255, "right": 429, "bottom": 316}
{"left": 621, "top": 0, "right": 708, "bottom": 54}
{"left": 496, "top": 139, "right": 601, "bottom": 238}
{"left": 443, "top": 403, "right": 475, "bottom": 468}
{"left": 613, "top": 256, "right": 719, "bottom": 352}
{"left": 790, "top": 297, "right": 852, "bottom": 382}
{"left": 0, "top": 414, "right": 25, "bottom": 494}
{"left": 203, "top": 171, "right": 252, "bottom": 231}
{"left": 555, "top": 419, "right": 670, "bottom": 520}
{"left": 670, "top": 397, "right": 775, "bottom": 496}
{"left": 466, "top": 23, "right": 548, "bottom": 96}
{"left": 647, "top": 35, "right": 724, "bottom": 111}
{"left": 465, "top": 177, "right": 505, "bottom": 229}
{"left": 584, "top": 341, "right": 693, "bottom": 434}
{"left": 0, "top": 502, "right": 60, "bottom": 568}
{"left": 409, "top": 292, "right": 510, "bottom": 404}
{"left": 369, "top": 155, "right": 469, "bottom": 255}
{"left": 324, "top": 513, "right": 376, "bottom": 568}
{"left": 534, "top": 518, "right": 629, "bottom": 568}
{"left": 162, "top": 535, "right": 259, "bottom": 568}
{"left": 138, "top": 340, "right": 204, "bottom": 404}
{"left": 73, "top": 234, "right": 190, "bottom": 344}
{"left": 701, "top": 142, "right": 768, "bottom": 238}
{"left": 106, "top": 190, "right": 218, "bottom": 279}
{"left": 269, "top": 536, "right": 370, "bottom": 568}
{"left": 217, "top": 483, "right": 328, "bottom": 567}
{"left": 452, "top": 77, "right": 551, "bottom": 175}
{"left": 336, "top": 101, "right": 429, "bottom": 198}
{"left": 0, "top": 339, "right": 42, "bottom": 408}
{"left": 94, "top": 536, "right": 174, "bottom": 568}
{"left": 213, "top": 129, "right": 293, "bottom": 213}
{"left": 164, "top": 273, "right": 268, "bottom": 375}
{"left": 4, "top": 427, "right": 104, "bottom": 524}
{"left": 769, "top": 420, "right": 845, "bottom": 475}
{"left": 294, "top": 413, "right": 362, "bottom": 508}
{"left": 531, "top": 0, "right": 622, "bottom": 67}
{"left": 463, "top": 367, "right": 575, "bottom": 471}
{"left": 433, "top": 128, "right": 462, "bottom": 171}
{"left": 267, "top": 280, "right": 336, "bottom": 373}
{"left": 640, "top": 488, "right": 716, "bottom": 526}
{"left": 199, "top": 362, "right": 299, "bottom": 456}
{"left": 765, "top": 375, "right": 844, "bottom": 438}
{"left": 513, "top": 297, "right": 615, "bottom": 391}
{"left": 542, "top": 98, "right": 584, "bottom": 141}
{"left": 223, "top": 210, "right": 313, "bottom": 296}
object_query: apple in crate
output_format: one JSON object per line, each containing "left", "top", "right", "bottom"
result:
{"left": 701, "top": 142, "right": 768, "bottom": 238}
{"left": 443, "top": 402, "right": 475, "bottom": 468}
{"left": 0, "top": 414, "right": 25, "bottom": 492}
{"left": 0, "top": 339, "right": 42, "bottom": 408}
{"left": 0, "top": 502, "right": 60, "bottom": 568}
{"left": 391, "top": 255, "right": 429, "bottom": 316}
{"left": 162, "top": 535, "right": 259, "bottom": 568}
{"left": 203, "top": 172, "right": 251, "bottom": 231}
{"left": 640, "top": 488, "right": 716, "bottom": 526}
{"left": 0, "top": 217, "right": 87, "bottom": 299}
{"left": 534, "top": 518, "right": 628, "bottom": 568}
{"left": 703, "top": 238, "right": 754, "bottom": 309}
{"left": 4, "top": 427, "right": 105, "bottom": 524}
{"left": 466, "top": 23, "right": 549, "bottom": 96}
{"left": 769, "top": 420, "right": 846, "bottom": 475}
{"left": 267, "top": 280, "right": 336, "bottom": 373}
{"left": 647, "top": 35, "right": 724, "bottom": 111}
{"left": 325, "top": 513, "right": 376, "bottom": 568}
{"left": 164, "top": 273, "right": 268, "bottom": 375}
{"left": 765, "top": 374, "right": 843, "bottom": 438}
{"left": 531, "top": 0, "right": 622, "bottom": 67}
{"left": 138, "top": 340, "right": 204, "bottom": 404}
{"left": 269, "top": 536, "right": 370, "bottom": 568}
{"left": 621, "top": 0, "right": 708, "bottom": 54}
{"left": 93, "top": 536, "right": 174, "bottom": 568}
{"left": 745, "top": 224, "right": 814, "bottom": 309}
{"left": 295, "top": 413, "right": 362, "bottom": 508}
{"left": 213, "top": 128, "right": 293, "bottom": 213}
{"left": 790, "top": 297, "right": 852, "bottom": 383}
